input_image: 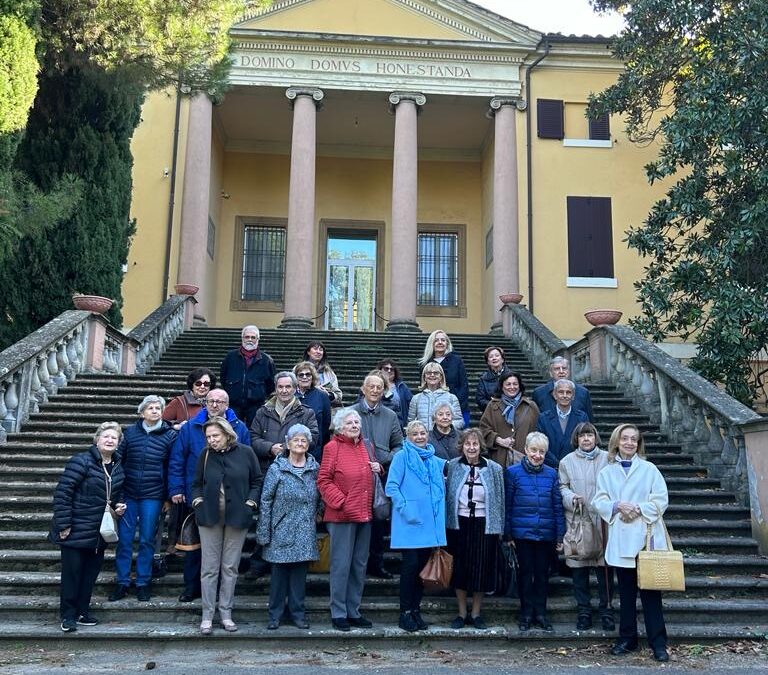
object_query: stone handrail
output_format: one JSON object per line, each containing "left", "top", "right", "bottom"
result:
{"left": 568, "top": 324, "right": 762, "bottom": 510}
{"left": 0, "top": 311, "right": 134, "bottom": 441}
{"left": 127, "top": 295, "right": 195, "bottom": 374}
{"left": 501, "top": 303, "right": 568, "bottom": 376}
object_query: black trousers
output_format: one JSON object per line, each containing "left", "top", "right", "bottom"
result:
{"left": 59, "top": 547, "right": 105, "bottom": 621}
{"left": 515, "top": 539, "right": 553, "bottom": 620}
{"left": 571, "top": 565, "right": 614, "bottom": 616}
{"left": 367, "top": 519, "right": 387, "bottom": 571}
{"left": 614, "top": 566, "right": 667, "bottom": 649}
{"left": 268, "top": 562, "right": 309, "bottom": 622}
{"left": 183, "top": 547, "right": 202, "bottom": 594}
{"left": 398, "top": 548, "right": 432, "bottom": 612}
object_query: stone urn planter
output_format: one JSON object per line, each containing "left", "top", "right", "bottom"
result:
{"left": 72, "top": 294, "right": 113, "bottom": 314}
{"left": 584, "top": 309, "right": 622, "bottom": 327}
{"left": 174, "top": 283, "right": 199, "bottom": 296}
{"left": 499, "top": 293, "right": 523, "bottom": 305}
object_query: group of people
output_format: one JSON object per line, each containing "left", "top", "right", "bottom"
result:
{"left": 49, "top": 327, "right": 671, "bottom": 662}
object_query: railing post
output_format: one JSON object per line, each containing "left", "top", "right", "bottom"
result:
{"left": 742, "top": 418, "right": 768, "bottom": 554}
{"left": 84, "top": 316, "right": 107, "bottom": 373}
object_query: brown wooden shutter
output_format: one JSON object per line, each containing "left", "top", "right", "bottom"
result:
{"left": 537, "top": 99, "right": 564, "bottom": 139}
{"left": 567, "top": 196, "right": 614, "bottom": 277}
{"left": 589, "top": 113, "right": 611, "bottom": 141}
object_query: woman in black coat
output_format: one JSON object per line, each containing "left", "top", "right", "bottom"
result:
{"left": 51, "top": 422, "right": 127, "bottom": 633}
{"left": 419, "top": 330, "right": 470, "bottom": 426}
{"left": 192, "top": 416, "right": 263, "bottom": 635}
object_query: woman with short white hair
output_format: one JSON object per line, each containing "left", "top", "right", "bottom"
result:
{"left": 109, "top": 395, "right": 176, "bottom": 603}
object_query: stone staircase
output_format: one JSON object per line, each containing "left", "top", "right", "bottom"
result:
{"left": 0, "top": 327, "right": 766, "bottom": 643}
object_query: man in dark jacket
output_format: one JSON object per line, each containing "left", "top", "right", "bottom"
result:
{"left": 220, "top": 325, "right": 276, "bottom": 427}
{"left": 536, "top": 379, "right": 589, "bottom": 468}
{"left": 167, "top": 389, "right": 250, "bottom": 601}
{"left": 532, "top": 356, "right": 594, "bottom": 421}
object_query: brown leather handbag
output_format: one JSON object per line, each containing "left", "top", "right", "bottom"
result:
{"left": 419, "top": 547, "right": 454, "bottom": 590}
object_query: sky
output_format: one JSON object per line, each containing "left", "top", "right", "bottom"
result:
{"left": 472, "top": 0, "right": 625, "bottom": 36}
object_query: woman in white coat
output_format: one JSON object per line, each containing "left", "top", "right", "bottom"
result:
{"left": 592, "top": 424, "right": 670, "bottom": 663}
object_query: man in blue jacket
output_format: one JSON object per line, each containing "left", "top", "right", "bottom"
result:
{"left": 532, "top": 356, "right": 594, "bottom": 421}
{"left": 167, "top": 388, "right": 250, "bottom": 602}
{"left": 536, "top": 379, "right": 589, "bottom": 468}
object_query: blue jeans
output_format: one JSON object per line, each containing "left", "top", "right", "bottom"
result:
{"left": 115, "top": 498, "right": 163, "bottom": 587}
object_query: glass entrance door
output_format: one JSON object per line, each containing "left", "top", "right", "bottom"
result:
{"left": 325, "top": 236, "right": 376, "bottom": 331}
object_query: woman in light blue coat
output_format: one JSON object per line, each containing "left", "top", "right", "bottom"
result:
{"left": 386, "top": 419, "right": 446, "bottom": 632}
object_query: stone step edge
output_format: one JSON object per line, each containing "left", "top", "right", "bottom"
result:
{"left": 0, "top": 621, "right": 766, "bottom": 642}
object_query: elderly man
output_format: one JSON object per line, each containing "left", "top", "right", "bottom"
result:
{"left": 536, "top": 379, "right": 590, "bottom": 468}
{"left": 532, "top": 356, "right": 594, "bottom": 421}
{"left": 352, "top": 371, "right": 404, "bottom": 579}
{"left": 220, "top": 325, "right": 276, "bottom": 427}
{"left": 167, "top": 389, "right": 251, "bottom": 602}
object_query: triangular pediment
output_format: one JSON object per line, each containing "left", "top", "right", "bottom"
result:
{"left": 236, "top": 0, "right": 541, "bottom": 45}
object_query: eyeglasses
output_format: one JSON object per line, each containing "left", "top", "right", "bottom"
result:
{"left": 206, "top": 399, "right": 227, "bottom": 406}
{"left": 381, "top": 366, "right": 394, "bottom": 372}
{"left": 193, "top": 380, "right": 211, "bottom": 388}
{"left": 296, "top": 372, "right": 312, "bottom": 379}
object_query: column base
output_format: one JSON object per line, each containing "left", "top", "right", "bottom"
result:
{"left": 488, "top": 322, "right": 503, "bottom": 335}
{"left": 278, "top": 316, "right": 314, "bottom": 330}
{"left": 385, "top": 318, "right": 421, "bottom": 333}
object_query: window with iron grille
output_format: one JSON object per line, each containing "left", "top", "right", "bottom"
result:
{"left": 241, "top": 224, "right": 285, "bottom": 302}
{"left": 418, "top": 232, "right": 458, "bottom": 307}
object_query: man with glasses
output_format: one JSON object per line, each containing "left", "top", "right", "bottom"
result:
{"left": 167, "top": 389, "right": 251, "bottom": 602}
{"left": 220, "top": 325, "right": 276, "bottom": 427}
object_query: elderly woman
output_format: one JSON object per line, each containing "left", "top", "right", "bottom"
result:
{"left": 559, "top": 422, "right": 614, "bottom": 631}
{"left": 376, "top": 358, "right": 412, "bottom": 429}
{"left": 257, "top": 424, "right": 321, "bottom": 630}
{"left": 304, "top": 340, "right": 343, "bottom": 406}
{"left": 475, "top": 346, "right": 506, "bottom": 411}
{"left": 419, "top": 329, "right": 470, "bottom": 426}
{"left": 592, "top": 424, "right": 670, "bottom": 662}
{"left": 50, "top": 422, "right": 127, "bottom": 632}
{"left": 317, "top": 408, "right": 382, "bottom": 632}
{"left": 445, "top": 428, "right": 504, "bottom": 630}
{"left": 192, "top": 416, "right": 263, "bottom": 635}
{"left": 293, "top": 361, "right": 332, "bottom": 448}
{"left": 386, "top": 420, "right": 447, "bottom": 632}
{"left": 408, "top": 363, "right": 463, "bottom": 431}
{"left": 163, "top": 367, "right": 216, "bottom": 430}
{"left": 504, "top": 431, "right": 565, "bottom": 632}
{"left": 480, "top": 371, "right": 539, "bottom": 469}
{"left": 428, "top": 403, "right": 460, "bottom": 460}
{"left": 109, "top": 395, "right": 177, "bottom": 602}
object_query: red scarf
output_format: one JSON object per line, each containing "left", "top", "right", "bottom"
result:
{"left": 239, "top": 345, "right": 260, "bottom": 367}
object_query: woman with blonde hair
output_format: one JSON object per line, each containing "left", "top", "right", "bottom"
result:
{"left": 408, "top": 363, "right": 463, "bottom": 431}
{"left": 419, "top": 330, "right": 469, "bottom": 426}
{"left": 592, "top": 424, "right": 670, "bottom": 662}
{"left": 192, "top": 416, "right": 263, "bottom": 635}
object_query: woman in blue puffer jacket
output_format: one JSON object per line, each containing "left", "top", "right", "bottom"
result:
{"left": 505, "top": 431, "right": 565, "bottom": 632}
{"left": 109, "top": 395, "right": 177, "bottom": 603}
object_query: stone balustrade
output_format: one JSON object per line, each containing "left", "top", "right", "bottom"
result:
{"left": 501, "top": 303, "right": 568, "bottom": 377}
{"left": 127, "top": 295, "right": 195, "bottom": 374}
{"left": 0, "top": 295, "right": 196, "bottom": 441}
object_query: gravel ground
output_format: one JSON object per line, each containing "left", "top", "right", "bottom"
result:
{"left": 2, "top": 640, "right": 768, "bottom": 674}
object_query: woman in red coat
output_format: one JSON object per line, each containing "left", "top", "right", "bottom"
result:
{"left": 318, "top": 408, "right": 382, "bottom": 632}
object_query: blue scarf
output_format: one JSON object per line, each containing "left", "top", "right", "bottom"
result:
{"left": 501, "top": 392, "right": 522, "bottom": 424}
{"left": 576, "top": 447, "right": 599, "bottom": 461}
{"left": 402, "top": 438, "right": 444, "bottom": 519}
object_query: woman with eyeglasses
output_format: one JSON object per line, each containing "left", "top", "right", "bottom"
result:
{"left": 419, "top": 330, "right": 470, "bottom": 427}
{"left": 376, "top": 359, "right": 412, "bottom": 429}
{"left": 163, "top": 368, "right": 217, "bottom": 431}
{"left": 303, "top": 341, "right": 343, "bottom": 407}
{"left": 293, "top": 361, "right": 332, "bottom": 448}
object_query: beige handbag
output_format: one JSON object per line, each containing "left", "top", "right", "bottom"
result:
{"left": 563, "top": 503, "right": 601, "bottom": 561}
{"left": 637, "top": 520, "right": 685, "bottom": 591}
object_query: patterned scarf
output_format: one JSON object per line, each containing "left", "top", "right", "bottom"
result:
{"left": 522, "top": 455, "right": 544, "bottom": 474}
{"left": 501, "top": 392, "right": 522, "bottom": 424}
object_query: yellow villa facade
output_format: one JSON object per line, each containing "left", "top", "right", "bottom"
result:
{"left": 124, "top": 0, "right": 665, "bottom": 340}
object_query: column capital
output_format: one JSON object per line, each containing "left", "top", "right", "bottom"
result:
{"left": 488, "top": 96, "right": 527, "bottom": 117}
{"left": 389, "top": 91, "right": 427, "bottom": 114}
{"left": 286, "top": 87, "right": 325, "bottom": 109}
